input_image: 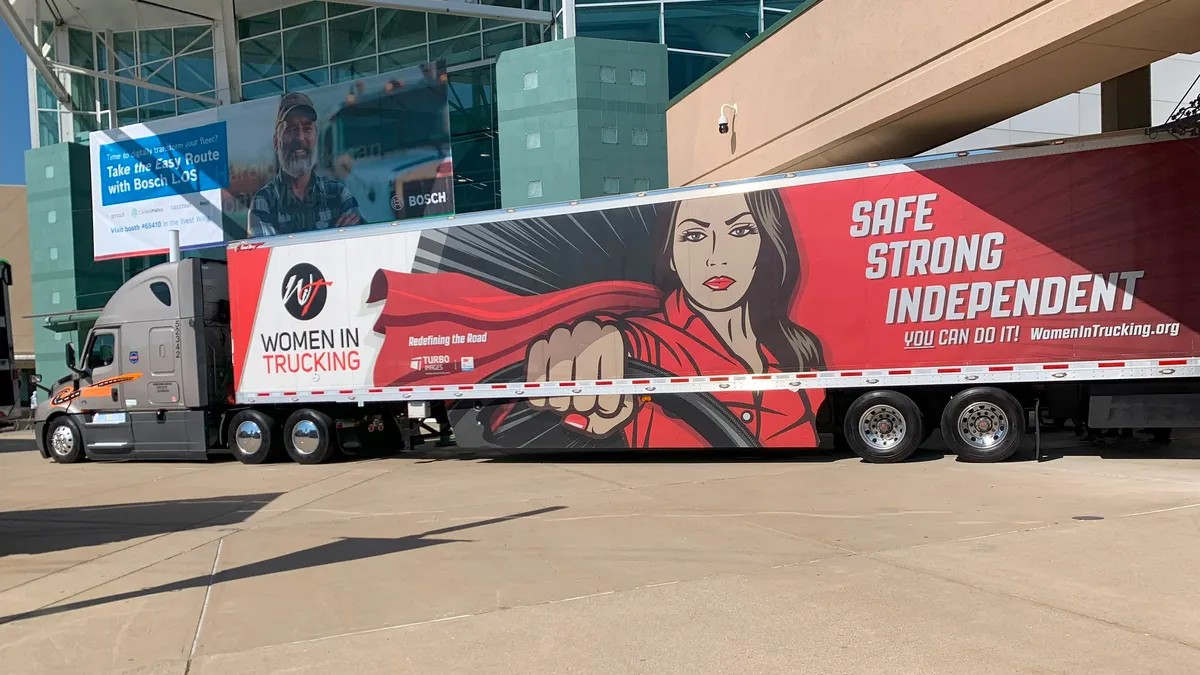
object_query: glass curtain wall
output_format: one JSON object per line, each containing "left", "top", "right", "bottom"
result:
{"left": 33, "top": 22, "right": 218, "bottom": 144}
{"left": 573, "top": 0, "right": 803, "bottom": 97}
{"left": 238, "top": 0, "right": 548, "bottom": 214}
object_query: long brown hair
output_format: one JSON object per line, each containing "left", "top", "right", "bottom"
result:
{"left": 653, "top": 188, "right": 826, "bottom": 371}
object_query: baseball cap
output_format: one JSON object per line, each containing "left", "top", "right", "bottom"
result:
{"left": 277, "top": 91, "right": 317, "bottom": 122}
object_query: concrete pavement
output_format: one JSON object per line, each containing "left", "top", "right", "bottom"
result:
{"left": 2, "top": 429, "right": 1199, "bottom": 674}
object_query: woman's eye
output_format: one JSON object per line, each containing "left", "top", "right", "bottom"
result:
{"left": 729, "top": 224, "right": 757, "bottom": 238}
{"left": 680, "top": 230, "right": 707, "bottom": 242}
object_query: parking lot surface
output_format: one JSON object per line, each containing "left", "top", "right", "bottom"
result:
{"left": 2, "top": 429, "right": 1200, "bottom": 674}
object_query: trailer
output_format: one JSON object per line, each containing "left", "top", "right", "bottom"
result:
{"left": 30, "top": 126, "right": 1200, "bottom": 464}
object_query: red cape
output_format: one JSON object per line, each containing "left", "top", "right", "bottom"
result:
{"left": 369, "top": 270, "right": 661, "bottom": 386}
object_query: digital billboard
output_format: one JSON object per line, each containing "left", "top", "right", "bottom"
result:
{"left": 89, "top": 60, "right": 454, "bottom": 261}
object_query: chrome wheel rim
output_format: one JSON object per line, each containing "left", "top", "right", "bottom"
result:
{"left": 50, "top": 425, "right": 75, "bottom": 456}
{"left": 234, "top": 420, "right": 263, "bottom": 455}
{"left": 957, "top": 402, "right": 1009, "bottom": 450}
{"left": 291, "top": 419, "right": 320, "bottom": 455}
{"left": 859, "top": 404, "right": 907, "bottom": 451}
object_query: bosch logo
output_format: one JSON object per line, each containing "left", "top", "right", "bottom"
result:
{"left": 390, "top": 194, "right": 403, "bottom": 211}
{"left": 282, "top": 263, "right": 332, "bottom": 321}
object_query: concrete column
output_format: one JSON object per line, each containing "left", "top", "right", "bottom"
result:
{"left": 215, "top": 0, "right": 242, "bottom": 105}
{"left": 1101, "top": 65, "right": 1151, "bottom": 132}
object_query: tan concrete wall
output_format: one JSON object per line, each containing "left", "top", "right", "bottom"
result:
{"left": 0, "top": 186, "right": 32, "bottom": 363}
{"left": 668, "top": 0, "right": 1200, "bottom": 185}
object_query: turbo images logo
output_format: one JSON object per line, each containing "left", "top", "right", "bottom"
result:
{"left": 282, "top": 263, "right": 333, "bottom": 321}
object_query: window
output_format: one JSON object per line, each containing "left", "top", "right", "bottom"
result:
{"left": 526, "top": 131, "right": 541, "bottom": 149}
{"left": 576, "top": 5, "right": 661, "bottom": 44}
{"left": 603, "top": 177, "right": 620, "bottom": 194}
{"left": 601, "top": 126, "right": 618, "bottom": 144}
{"left": 88, "top": 333, "right": 116, "bottom": 369}
{"left": 631, "top": 68, "right": 646, "bottom": 86}
{"left": 632, "top": 128, "right": 649, "bottom": 146}
{"left": 667, "top": 50, "right": 726, "bottom": 98}
{"left": 150, "top": 281, "right": 173, "bottom": 307}
{"left": 523, "top": 71, "right": 539, "bottom": 90}
{"left": 600, "top": 66, "right": 616, "bottom": 83}
{"left": 664, "top": 0, "right": 758, "bottom": 54}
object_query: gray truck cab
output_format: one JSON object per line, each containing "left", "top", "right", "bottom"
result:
{"left": 32, "top": 258, "right": 233, "bottom": 463}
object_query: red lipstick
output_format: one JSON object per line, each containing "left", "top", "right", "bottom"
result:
{"left": 704, "top": 276, "right": 735, "bottom": 291}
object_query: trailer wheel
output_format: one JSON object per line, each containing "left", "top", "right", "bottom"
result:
{"left": 228, "top": 409, "right": 281, "bottom": 465}
{"left": 940, "top": 387, "right": 1024, "bottom": 463}
{"left": 283, "top": 409, "right": 338, "bottom": 464}
{"left": 843, "top": 390, "right": 925, "bottom": 463}
{"left": 46, "top": 415, "right": 85, "bottom": 464}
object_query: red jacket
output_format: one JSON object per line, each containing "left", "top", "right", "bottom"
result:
{"left": 609, "top": 290, "right": 824, "bottom": 448}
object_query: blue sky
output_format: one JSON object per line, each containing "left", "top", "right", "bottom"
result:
{"left": 0, "top": 23, "right": 30, "bottom": 185}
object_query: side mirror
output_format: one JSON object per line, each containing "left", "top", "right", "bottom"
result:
{"left": 29, "top": 373, "right": 40, "bottom": 385}
{"left": 66, "top": 342, "right": 78, "bottom": 372}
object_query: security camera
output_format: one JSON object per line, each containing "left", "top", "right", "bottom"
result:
{"left": 718, "top": 103, "right": 737, "bottom": 135}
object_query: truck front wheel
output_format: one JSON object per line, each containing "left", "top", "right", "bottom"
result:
{"left": 940, "top": 387, "right": 1025, "bottom": 463}
{"left": 843, "top": 390, "right": 925, "bottom": 463}
{"left": 46, "top": 416, "right": 85, "bottom": 464}
{"left": 283, "top": 409, "right": 338, "bottom": 465}
{"left": 228, "top": 409, "right": 281, "bottom": 464}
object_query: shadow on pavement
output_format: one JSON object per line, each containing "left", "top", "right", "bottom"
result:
{"left": 0, "top": 505, "right": 564, "bottom": 627}
{"left": 0, "top": 436, "right": 35, "bottom": 454}
{"left": 0, "top": 494, "right": 283, "bottom": 558}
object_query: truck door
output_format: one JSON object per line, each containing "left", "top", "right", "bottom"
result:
{"left": 77, "top": 329, "right": 136, "bottom": 456}
{"left": 131, "top": 323, "right": 194, "bottom": 455}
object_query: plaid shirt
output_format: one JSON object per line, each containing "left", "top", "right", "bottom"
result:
{"left": 248, "top": 171, "right": 361, "bottom": 237}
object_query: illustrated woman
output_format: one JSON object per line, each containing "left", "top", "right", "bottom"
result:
{"left": 523, "top": 189, "right": 827, "bottom": 448}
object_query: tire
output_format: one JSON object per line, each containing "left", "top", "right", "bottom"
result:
{"left": 940, "top": 387, "right": 1025, "bottom": 463}
{"left": 228, "top": 409, "right": 281, "bottom": 465}
{"left": 283, "top": 408, "right": 338, "bottom": 464}
{"left": 842, "top": 390, "right": 925, "bottom": 463}
{"left": 46, "top": 415, "right": 85, "bottom": 464}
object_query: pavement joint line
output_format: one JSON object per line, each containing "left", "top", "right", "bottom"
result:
{"left": 188, "top": 538, "right": 224, "bottom": 661}
{"left": 1114, "top": 501, "right": 1200, "bottom": 518}
{"left": 863, "top": 551, "right": 1200, "bottom": 654}
{"left": 1029, "top": 462, "right": 1200, "bottom": 486}
{"left": 18, "top": 464, "right": 229, "bottom": 512}
{"left": 0, "top": 465, "right": 381, "bottom": 614}
{"left": 156, "top": 491, "right": 1200, "bottom": 663}
{"left": 196, "top": 552, "right": 857, "bottom": 662}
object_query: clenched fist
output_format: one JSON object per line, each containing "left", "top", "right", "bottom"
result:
{"left": 525, "top": 321, "right": 635, "bottom": 437}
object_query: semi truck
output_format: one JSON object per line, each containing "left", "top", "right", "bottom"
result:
{"left": 30, "top": 126, "right": 1200, "bottom": 465}
{"left": 0, "top": 259, "right": 19, "bottom": 429}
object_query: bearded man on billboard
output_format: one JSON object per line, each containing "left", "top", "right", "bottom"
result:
{"left": 248, "top": 92, "right": 363, "bottom": 237}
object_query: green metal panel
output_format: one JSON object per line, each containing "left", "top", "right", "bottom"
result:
{"left": 25, "top": 142, "right": 125, "bottom": 384}
{"left": 498, "top": 37, "right": 668, "bottom": 209}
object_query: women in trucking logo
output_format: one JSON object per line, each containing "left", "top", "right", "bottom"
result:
{"left": 370, "top": 188, "right": 826, "bottom": 448}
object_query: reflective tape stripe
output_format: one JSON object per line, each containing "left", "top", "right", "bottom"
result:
{"left": 241, "top": 358, "right": 1200, "bottom": 405}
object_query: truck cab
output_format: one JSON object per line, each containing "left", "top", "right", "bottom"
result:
{"left": 32, "top": 258, "right": 233, "bottom": 463}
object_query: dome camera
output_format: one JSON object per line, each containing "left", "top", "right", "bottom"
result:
{"left": 718, "top": 103, "right": 737, "bottom": 135}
